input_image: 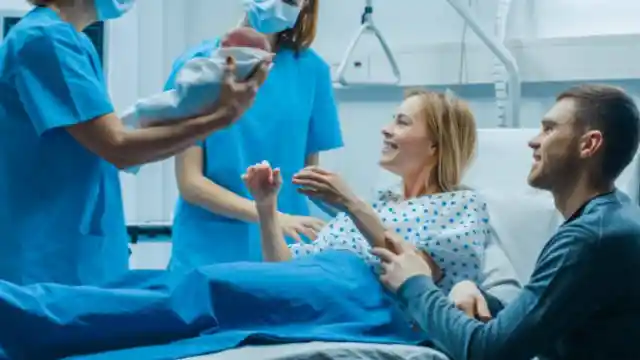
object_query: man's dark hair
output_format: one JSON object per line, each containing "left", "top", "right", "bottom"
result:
{"left": 557, "top": 84, "right": 640, "bottom": 184}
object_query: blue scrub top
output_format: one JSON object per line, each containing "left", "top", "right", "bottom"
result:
{"left": 167, "top": 39, "right": 344, "bottom": 270}
{"left": 0, "top": 7, "right": 129, "bottom": 285}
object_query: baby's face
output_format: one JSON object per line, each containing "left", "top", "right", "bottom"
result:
{"left": 221, "top": 27, "right": 271, "bottom": 52}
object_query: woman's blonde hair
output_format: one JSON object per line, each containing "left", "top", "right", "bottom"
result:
{"left": 404, "top": 88, "right": 477, "bottom": 192}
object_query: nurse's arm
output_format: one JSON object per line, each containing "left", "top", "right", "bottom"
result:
{"left": 67, "top": 105, "right": 238, "bottom": 170}
{"left": 175, "top": 145, "right": 260, "bottom": 223}
{"left": 305, "top": 153, "right": 319, "bottom": 166}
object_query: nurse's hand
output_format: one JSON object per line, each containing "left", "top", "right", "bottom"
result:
{"left": 292, "top": 167, "right": 358, "bottom": 211}
{"left": 277, "top": 214, "right": 325, "bottom": 242}
{"left": 216, "top": 56, "right": 272, "bottom": 124}
{"left": 242, "top": 160, "right": 281, "bottom": 206}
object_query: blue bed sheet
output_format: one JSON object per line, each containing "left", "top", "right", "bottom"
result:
{"left": 0, "top": 251, "right": 426, "bottom": 360}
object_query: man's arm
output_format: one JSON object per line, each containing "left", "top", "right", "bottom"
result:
{"left": 477, "top": 289, "right": 507, "bottom": 317}
{"left": 397, "top": 225, "right": 608, "bottom": 360}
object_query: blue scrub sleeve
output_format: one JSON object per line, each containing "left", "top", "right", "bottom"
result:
{"left": 15, "top": 26, "right": 113, "bottom": 136}
{"left": 306, "top": 60, "right": 344, "bottom": 156}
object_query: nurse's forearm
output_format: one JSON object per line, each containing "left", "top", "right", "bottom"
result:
{"left": 345, "top": 199, "right": 386, "bottom": 248}
{"left": 117, "top": 108, "right": 237, "bottom": 167}
{"left": 256, "top": 202, "right": 292, "bottom": 262}
{"left": 181, "top": 177, "right": 260, "bottom": 223}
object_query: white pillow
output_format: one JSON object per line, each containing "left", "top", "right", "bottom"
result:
{"left": 477, "top": 189, "right": 562, "bottom": 281}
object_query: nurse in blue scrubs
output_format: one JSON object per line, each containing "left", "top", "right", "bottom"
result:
{"left": 0, "top": 0, "right": 268, "bottom": 285}
{"left": 168, "top": 0, "right": 344, "bottom": 269}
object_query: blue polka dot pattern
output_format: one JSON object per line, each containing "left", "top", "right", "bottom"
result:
{"left": 288, "top": 186, "right": 490, "bottom": 293}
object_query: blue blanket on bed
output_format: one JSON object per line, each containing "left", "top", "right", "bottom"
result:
{"left": 0, "top": 251, "right": 426, "bottom": 360}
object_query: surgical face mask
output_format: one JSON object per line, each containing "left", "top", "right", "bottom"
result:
{"left": 94, "top": 0, "right": 135, "bottom": 21}
{"left": 243, "top": 0, "right": 302, "bottom": 34}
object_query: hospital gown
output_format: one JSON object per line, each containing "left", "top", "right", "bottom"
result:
{"left": 290, "top": 186, "right": 491, "bottom": 292}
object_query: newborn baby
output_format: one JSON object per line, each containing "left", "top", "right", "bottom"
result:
{"left": 220, "top": 26, "right": 271, "bottom": 50}
{"left": 120, "top": 27, "right": 272, "bottom": 173}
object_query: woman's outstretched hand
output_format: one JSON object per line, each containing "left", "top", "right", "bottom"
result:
{"left": 292, "top": 166, "right": 358, "bottom": 211}
{"left": 242, "top": 160, "right": 281, "bottom": 206}
{"left": 244, "top": 161, "right": 325, "bottom": 242}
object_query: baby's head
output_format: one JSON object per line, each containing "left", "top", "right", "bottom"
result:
{"left": 221, "top": 27, "right": 272, "bottom": 52}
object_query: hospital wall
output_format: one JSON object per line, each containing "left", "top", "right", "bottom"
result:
{"left": 175, "top": 0, "right": 640, "bottom": 206}
{"left": 2, "top": 0, "right": 640, "bottom": 268}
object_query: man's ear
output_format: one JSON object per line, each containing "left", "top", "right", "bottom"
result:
{"left": 579, "top": 130, "right": 604, "bottom": 159}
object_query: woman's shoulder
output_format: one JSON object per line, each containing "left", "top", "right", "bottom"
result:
{"left": 371, "top": 183, "right": 486, "bottom": 207}
{"left": 447, "top": 188, "right": 489, "bottom": 210}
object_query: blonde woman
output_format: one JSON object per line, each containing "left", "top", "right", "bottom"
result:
{"left": 243, "top": 89, "right": 490, "bottom": 292}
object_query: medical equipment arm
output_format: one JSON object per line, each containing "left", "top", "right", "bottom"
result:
{"left": 396, "top": 224, "right": 612, "bottom": 360}
{"left": 335, "top": 0, "right": 401, "bottom": 86}
{"left": 345, "top": 199, "right": 387, "bottom": 248}
{"left": 176, "top": 146, "right": 261, "bottom": 223}
{"left": 256, "top": 202, "right": 293, "bottom": 262}
{"left": 67, "top": 105, "right": 237, "bottom": 170}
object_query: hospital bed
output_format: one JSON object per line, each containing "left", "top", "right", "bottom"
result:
{"left": 172, "top": 128, "right": 640, "bottom": 360}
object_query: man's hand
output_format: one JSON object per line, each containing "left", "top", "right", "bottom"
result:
{"left": 448, "top": 280, "right": 492, "bottom": 322}
{"left": 371, "top": 231, "right": 435, "bottom": 293}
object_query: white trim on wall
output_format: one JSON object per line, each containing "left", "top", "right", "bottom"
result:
{"left": 331, "top": 34, "right": 640, "bottom": 87}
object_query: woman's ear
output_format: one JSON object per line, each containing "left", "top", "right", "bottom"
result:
{"left": 429, "top": 142, "right": 438, "bottom": 156}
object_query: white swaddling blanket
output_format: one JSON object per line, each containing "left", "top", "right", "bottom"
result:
{"left": 120, "top": 47, "right": 272, "bottom": 174}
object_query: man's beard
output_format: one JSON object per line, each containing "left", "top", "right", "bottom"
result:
{"left": 528, "top": 152, "right": 581, "bottom": 192}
